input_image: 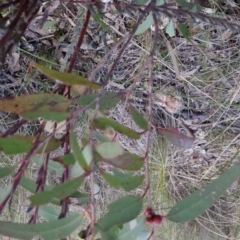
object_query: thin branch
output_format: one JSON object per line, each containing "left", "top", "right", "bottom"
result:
{"left": 2, "top": 119, "right": 28, "bottom": 137}
{"left": 67, "top": 9, "right": 91, "bottom": 72}
{"left": 144, "top": 12, "right": 159, "bottom": 240}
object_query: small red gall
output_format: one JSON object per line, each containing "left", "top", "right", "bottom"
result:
{"left": 145, "top": 207, "right": 153, "bottom": 216}
{"left": 144, "top": 207, "right": 163, "bottom": 226}
{"left": 146, "top": 215, "right": 163, "bottom": 225}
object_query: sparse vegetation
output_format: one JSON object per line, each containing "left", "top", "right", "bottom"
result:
{"left": 0, "top": 0, "right": 240, "bottom": 239}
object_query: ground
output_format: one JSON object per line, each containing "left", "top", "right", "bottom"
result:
{"left": 0, "top": 0, "right": 240, "bottom": 239}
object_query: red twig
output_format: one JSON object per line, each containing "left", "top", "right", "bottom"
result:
{"left": 67, "top": 9, "right": 91, "bottom": 72}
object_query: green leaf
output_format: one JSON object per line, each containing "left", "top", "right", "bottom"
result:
{"left": 158, "top": 127, "right": 194, "bottom": 149}
{"left": 34, "top": 63, "right": 100, "bottom": 89}
{"left": 0, "top": 166, "right": 15, "bottom": 179}
{"left": 135, "top": 0, "right": 164, "bottom": 35}
{"left": 86, "top": 109, "right": 105, "bottom": 121}
{"left": 70, "top": 192, "right": 90, "bottom": 205}
{"left": 39, "top": 206, "right": 77, "bottom": 221}
{"left": 93, "top": 117, "right": 140, "bottom": 139}
{"left": 0, "top": 184, "right": 13, "bottom": 202}
{"left": 178, "top": 23, "right": 191, "bottom": 41}
{"left": 39, "top": 206, "right": 63, "bottom": 221}
{"left": 32, "top": 156, "right": 64, "bottom": 176}
{"left": 93, "top": 132, "right": 111, "bottom": 143}
{"left": 176, "top": 0, "right": 202, "bottom": 11}
{"left": 19, "top": 177, "right": 60, "bottom": 205}
{"left": 42, "top": 20, "right": 56, "bottom": 29}
{"left": 101, "top": 152, "right": 144, "bottom": 171}
{"left": 29, "top": 177, "right": 83, "bottom": 206}
{"left": 167, "top": 162, "right": 240, "bottom": 222}
{"left": 135, "top": 14, "right": 153, "bottom": 35}
{"left": 118, "top": 217, "right": 146, "bottom": 240}
{"left": 0, "top": 214, "right": 83, "bottom": 240}
{"left": 165, "top": 21, "right": 175, "bottom": 37}
{"left": 129, "top": 106, "right": 148, "bottom": 130}
{"left": 136, "top": 0, "right": 149, "bottom": 4}
{"left": 96, "top": 142, "right": 122, "bottom": 159}
{"left": 23, "top": 112, "right": 69, "bottom": 122}
{"left": 176, "top": 0, "right": 195, "bottom": 8}
{"left": 37, "top": 136, "right": 61, "bottom": 153}
{"left": 95, "top": 195, "right": 143, "bottom": 238}
{"left": 102, "top": 169, "right": 144, "bottom": 191}
{"left": 77, "top": 91, "right": 121, "bottom": 110}
{"left": 137, "top": 231, "right": 152, "bottom": 240}
{"left": 97, "top": 226, "right": 119, "bottom": 240}
{"left": 70, "top": 131, "right": 90, "bottom": 171}
{"left": 0, "top": 135, "right": 61, "bottom": 155}
{"left": 0, "top": 137, "right": 31, "bottom": 154}
{"left": 61, "top": 153, "right": 76, "bottom": 165}
{"left": 91, "top": 11, "right": 116, "bottom": 40}
{"left": 20, "top": 176, "right": 88, "bottom": 206}
{"left": 70, "top": 144, "right": 92, "bottom": 178}
{"left": 20, "top": 176, "right": 44, "bottom": 193}
{"left": 0, "top": 94, "right": 71, "bottom": 122}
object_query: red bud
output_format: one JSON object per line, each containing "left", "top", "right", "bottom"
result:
{"left": 144, "top": 207, "right": 163, "bottom": 226}
{"left": 146, "top": 215, "right": 163, "bottom": 225}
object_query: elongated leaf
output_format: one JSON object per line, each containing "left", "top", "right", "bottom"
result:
{"left": 39, "top": 206, "right": 63, "bottom": 221}
{"left": 20, "top": 176, "right": 45, "bottom": 193}
{"left": 34, "top": 63, "right": 100, "bottom": 89}
{"left": 118, "top": 217, "right": 146, "bottom": 240}
{"left": 0, "top": 135, "right": 61, "bottom": 155}
{"left": 135, "top": 14, "right": 153, "bottom": 35}
{"left": 0, "top": 137, "right": 31, "bottom": 154}
{"left": 39, "top": 206, "right": 77, "bottom": 221}
{"left": 91, "top": 11, "right": 115, "bottom": 40}
{"left": 137, "top": 231, "right": 152, "bottom": 240}
{"left": 158, "top": 127, "right": 194, "bottom": 149}
{"left": 20, "top": 176, "right": 88, "bottom": 206}
{"left": 135, "top": 0, "right": 164, "bottom": 35}
{"left": 70, "top": 192, "right": 90, "bottom": 205}
{"left": 29, "top": 176, "right": 83, "bottom": 206}
{"left": 129, "top": 106, "right": 148, "bottom": 130}
{"left": 22, "top": 112, "right": 69, "bottom": 122}
{"left": 176, "top": 0, "right": 202, "bottom": 11}
{"left": 96, "top": 142, "right": 122, "bottom": 159}
{"left": 87, "top": 109, "right": 105, "bottom": 121}
{"left": 102, "top": 170, "right": 144, "bottom": 191}
{"left": 93, "top": 132, "right": 110, "bottom": 143}
{"left": 0, "top": 166, "right": 15, "bottom": 179}
{"left": 165, "top": 21, "right": 175, "bottom": 37}
{"left": 37, "top": 136, "right": 61, "bottom": 154}
{"left": 167, "top": 162, "right": 240, "bottom": 222}
{"left": 95, "top": 195, "right": 143, "bottom": 238}
{"left": 0, "top": 214, "right": 83, "bottom": 240}
{"left": 136, "top": 0, "right": 149, "bottom": 4}
{"left": 77, "top": 92, "right": 121, "bottom": 110}
{"left": 19, "top": 177, "right": 60, "bottom": 205}
{"left": 101, "top": 152, "right": 144, "bottom": 171}
{"left": 61, "top": 153, "right": 76, "bottom": 165}
{"left": 32, "top": 156, "right": 64, "bottom": 176}
{"left": 176, "top": 0, "right": 195, "bottom": 8}
{"left": 0, "top": 184, "right": 13, "bottom": 202}
{"left": 0, "top": 94, "right": 71, "bottom": 122}
{"left": 178, "top": 23, "right": 191, "bottom": 41}
{"left": 93, "top": 117, "right": 140, "bottom": 139}
{"left": 70, "top": 144, "right": 92, "bottom": 178}
{"left": 96, "top": 226, "right": 118, "bottom": 240}
{"left": 70, "top": 131, "right": 90, "bottom": 171}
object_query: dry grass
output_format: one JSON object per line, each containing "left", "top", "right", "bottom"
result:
{"left": 0, "top": 0, "right": 240, "bottom": 239}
